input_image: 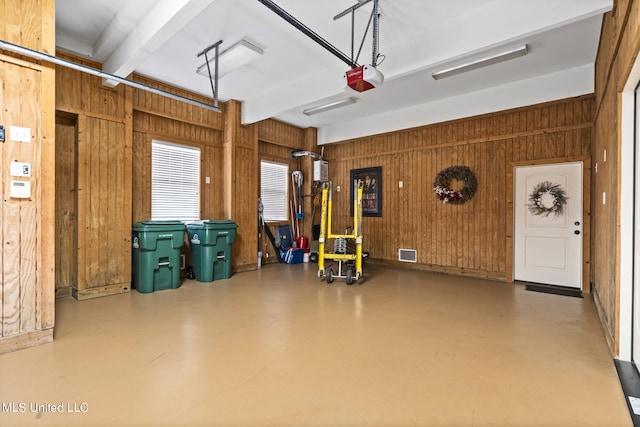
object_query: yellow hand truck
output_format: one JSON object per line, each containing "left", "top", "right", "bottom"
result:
{"left": 317, "top": 181, "right": 364, "bottom": 285}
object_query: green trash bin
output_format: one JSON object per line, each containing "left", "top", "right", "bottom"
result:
{"left": 186, "top": 220, "right": 237, "bottom": 282}
{"left": 132, "top": 220, "right": 186, "bottom": 293}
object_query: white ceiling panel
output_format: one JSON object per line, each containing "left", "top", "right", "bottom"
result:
{"left": 54, "top": 0, "right": 612, "bottom": 143}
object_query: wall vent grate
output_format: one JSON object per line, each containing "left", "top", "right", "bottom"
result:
{"left": 398, "top": 248, "right": 417, "bottom": 263}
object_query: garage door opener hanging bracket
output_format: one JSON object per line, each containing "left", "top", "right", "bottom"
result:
{"left": 334, "top": 0, "right": 383, "bottom": 68}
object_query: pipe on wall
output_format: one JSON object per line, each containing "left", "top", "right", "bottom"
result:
{"left": 0, "top": 39, "right": 221, "bottom": 113}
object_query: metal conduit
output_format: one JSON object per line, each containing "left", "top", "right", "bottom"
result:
{"left": 0, "top": 39, "right": 221, "bottom": 113}
{"left": 291, "top": 150, "right": 322, "bottom": 160}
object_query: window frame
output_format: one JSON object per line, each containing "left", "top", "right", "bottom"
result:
{"left": 260, "top": 160, "right": 289, "bottom": 222}
{"left": 151, "top": 139, "right": 201, "bottom": 222}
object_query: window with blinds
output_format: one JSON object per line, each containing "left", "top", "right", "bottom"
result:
{"left": 151, "top": 140, "right": 200, "bottom": 221}
{"left": 260, "top": 160, "right": 288, "bottom": 222}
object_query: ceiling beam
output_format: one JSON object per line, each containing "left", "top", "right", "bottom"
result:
{"left": 55, "top": 33, "right": 94, "bottom": 58}
{"left": 101, "top": 0, "right": 216, "bottom": 87}
{"left": 92, "top": 1, "right": 157, "bottom": 62}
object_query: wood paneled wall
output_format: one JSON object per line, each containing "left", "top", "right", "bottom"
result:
{"left": 55, "top": 113, "right": 77, "bottom": 298}
{"left": 258, "top": 119, "right": 306, "bottom": 147}
{"left": 131, "top": 112, "right": 225, "bottom": 222}
{"left": 55, "top": 55, "right": 133, "bottom": 299}
{"left": 131, "top": 74, "right": 225, "bottom": 224}
{"left": 131, "top": 91, "right": 259, "bottom": 271}
{"left": 0, "top": 0, "right": 55, "bottom": 354}
{"left": 133, "top": 75, "right": 224, "bottom": 131}
{"left": 55, "top": 53, "right": 304, "bottom": 297}
{"left": 322, "top": 96, "right": 593, "bottom": 281}
{"left": 56, "top": 54, "right": 128, "bottom": 120}
{"left": 592, "top": 0, "right": 640, "bottom": 354}
{"left": 77, "top": 115, "right": 131, "bottom": 299}
{"left": 258, "top": 120, "right": 317, "bottom": 262}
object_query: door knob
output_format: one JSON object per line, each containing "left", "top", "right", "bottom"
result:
{"left": 574, "top": 221, "right": 580, "bottom": 226}
{"left": 574, "top": 230, "right": 580, "bottom": 235}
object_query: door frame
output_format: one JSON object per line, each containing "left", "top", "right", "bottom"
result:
{"left": 506, "top": 157, "right": 591, "bottom": 292}
{"left": 54, "top": 111, "right": 79, "bottom": 299}
{"left": 618, "top": 53, "right": 640, "bottom": 362}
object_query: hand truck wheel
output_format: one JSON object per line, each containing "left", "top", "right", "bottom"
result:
{"left": 346, "top": 268, "right": 354, "bottom": 285}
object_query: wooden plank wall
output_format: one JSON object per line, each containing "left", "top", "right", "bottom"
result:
{"left": 132, "top": 87, "right": 228, "bottom": 272}
{"left": 56, "top": 54, "right": 133, "bottom": 299}
{"left": 322, "top": 96, "right": 593, "bottom": 281}
{"left": 56, "top": 54, "right": 128, "bottom": 120}
{"left": 54, "top": 52, "right": 309, "bottom": 299}
{"left": 592, "top": 0, "right": 640, "bottom": 354}
{"left": 54, "top": 113, "right": 77, "bottom": 298}
{"left": 258, "top": 120, "right": 317, "bottom": 262}
{"left": 80, "top": 116, "right": 129, "bottom": 298}
{"left": 131, "top": 112, "right": 225, "bottom": 222}
{"left": 0, "top": 0, "right": 55, "bottom": 354}
{"left": 223, "top": 101, "right": 258, "bottom": 271}
{"left": 259, "top": 118, "right": 306, "bottom": 147}
{"left": 133, "top": 75, "right": 224, "bottom": 131}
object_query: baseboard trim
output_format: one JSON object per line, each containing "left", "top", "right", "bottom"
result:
{"left": 0, "top": 329, "right": 54, "bottom": 355}
{"left": 234, "top": 263, "right": 259, "bottom": 273}
{"left": 73, "top": 282, "right": 131, "bottom": 300}
{"left": 367, "top": 258, "right": 507, "bottom": 281}
{"left": 55, "top": 286, "right": 72, "bottom": 299}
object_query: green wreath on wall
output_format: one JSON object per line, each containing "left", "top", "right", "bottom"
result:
{"left": 433, "top": 166, "right": 477, "bottom": 205}
{"left": 527, "top": 181, "right": 568, "bottom": 217}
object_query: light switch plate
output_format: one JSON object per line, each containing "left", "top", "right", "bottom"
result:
{"left": 10, "top": 126, "right": 31, "bottom": 143}
{"left": 10, "top": 161, "right": 31, "bottom": 177}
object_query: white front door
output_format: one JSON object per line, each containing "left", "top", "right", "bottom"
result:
{"left": 514, "top": 162, "right": 583, "bottom": 288}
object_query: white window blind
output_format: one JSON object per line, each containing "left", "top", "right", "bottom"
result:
{"left": 151, "top": 140, "right": 200, "bottom": 221}
{"left": 261, "top": 160, "right": 288, "bottom": 221}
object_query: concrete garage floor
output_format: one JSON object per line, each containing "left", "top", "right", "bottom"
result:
{"left": 0, "top": 263, "right": 631, "bottom": 426}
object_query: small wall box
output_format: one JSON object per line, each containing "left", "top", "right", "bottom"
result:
{"left": 314, "top": 160, "right": 328, "bottom": 182}
{"left": 10, "top": 180, "right": 31, "bottom": 198}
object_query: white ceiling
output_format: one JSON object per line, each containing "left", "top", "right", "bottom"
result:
{"left": 55, "top": 0, "right": 612, "bottom": 144}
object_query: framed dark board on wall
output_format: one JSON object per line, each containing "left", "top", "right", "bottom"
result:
{"left": 350, "top": 166, "right": 382, "bottom": 217}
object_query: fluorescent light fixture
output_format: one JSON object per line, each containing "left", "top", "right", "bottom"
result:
{"left": 432, "top": 45, "right": 528, "bottom": 80}
{"left": 303, "top": 97, "right": 357, "bottom": 116}
{"left": 197, "top": 39, "right": 264, "bottom": 78}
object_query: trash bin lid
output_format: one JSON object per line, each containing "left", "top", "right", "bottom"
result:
{"left": 185, "top": 221, "right": 205, "bottom": 230}
{"left": 133, "top": 220, "right": 185, "bottom": 231}
{"left": 201, "top": 220, "right": 237, "bottom": 229}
